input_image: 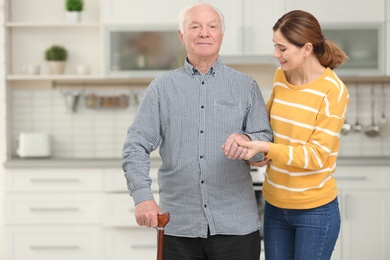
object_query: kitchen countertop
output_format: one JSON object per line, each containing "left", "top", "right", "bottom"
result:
{"left": 3, "top": 157, "right": 390, "bottom": 168}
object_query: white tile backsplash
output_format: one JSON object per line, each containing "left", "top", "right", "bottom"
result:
{"left": 8, "top": 81, "right": 390, "bottom": 159}
{"left": 10, "top": 86, "right": 144, "bottom": 159}
{"left": 338, "top": 83, "right": 390, "bottom": 157}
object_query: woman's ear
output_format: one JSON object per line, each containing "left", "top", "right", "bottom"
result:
{"left": 303, "top": 42, "right": 313, "bottom": 57}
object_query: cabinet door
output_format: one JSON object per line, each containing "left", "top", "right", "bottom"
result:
{"left": 5, "top": 226, "right": 102, "bottom": 260}
{"left": 5, "top": 193, "right": 101, "bottom": 224}
{"left": 387, "top": 22, "right": 390, "bottom": 76}
{"left": 102, "top": 0, "right": 196, "bottom": 24}
{"left": 207, "top": 0, "right": 244, "bottom": 56}
{"left": 341, "top": 191, "right": 390, "bottom": 260}
{"left": 104, "top": 228, "right": 157, "bottom": 260}
{"left": 284, "top": 0, "right": 385, "bottom": 23}
{"left": 244, "top": 0, "right": 284, "bottom": 56}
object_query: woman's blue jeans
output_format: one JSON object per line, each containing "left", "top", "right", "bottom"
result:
{"left": 263, "top": 198, "right": 341, "bottom": 260}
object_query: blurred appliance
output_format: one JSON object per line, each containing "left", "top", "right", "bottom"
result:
{"left": 105, "top": 26, "right": 187, "bottom": 77}
{"left": 251, "top": 166, "right": 266, "bottom": 239}
{"left": 16, "top": 133, "right": 51, "bottom": 158}
{"left": 322, "top": 23, "right": 384, "bottom": 76}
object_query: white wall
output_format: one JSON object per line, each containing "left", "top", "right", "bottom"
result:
{"left": 0, "top": 0, "right": 6, "bottom": 258}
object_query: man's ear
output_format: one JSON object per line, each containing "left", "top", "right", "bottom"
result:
{"left": 178, "top": 30, "right": 185, "bottom": 45}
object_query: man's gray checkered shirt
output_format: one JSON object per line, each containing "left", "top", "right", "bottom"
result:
{"left": 122, "top": 57, "right": 272, "bottom": 238}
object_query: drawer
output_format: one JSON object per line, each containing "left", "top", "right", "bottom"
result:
{"left": 335, "top": 166, "right": 390, "bottom": 190}
{"left": 104, "top": 167, "right": 159, "bottom": 192}
{"left": 104, "top": 228, "right": 157, "bottom": 260}
{"left": 5, "top": 226, "right": 102, "bottom": 260}
{"left": 102, "top": 193, "right": 160, "bottom": 227}
{"left": 5, "top": 194, "right": 101, "bottom": 224}
{"left": 5, "top": 168, "right": 103, "bottom": 192}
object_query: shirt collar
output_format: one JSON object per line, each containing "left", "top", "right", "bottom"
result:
{"left": 184, "top": 57, "right": 222, "bottom": 77}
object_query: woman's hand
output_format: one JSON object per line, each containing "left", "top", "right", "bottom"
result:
{"left": 237, "top": 140, "right": 270, "bottom": 160}
{"left": 249, "top": 158, "right": 271, "bottom": 167}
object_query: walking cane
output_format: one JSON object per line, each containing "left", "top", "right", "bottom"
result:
{"left": 157, "top": 212, "right": 170, "bottom": 260}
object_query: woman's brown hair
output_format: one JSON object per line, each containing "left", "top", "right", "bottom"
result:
{"left": 273, "top": 10, "right": 348, "bottom": 69}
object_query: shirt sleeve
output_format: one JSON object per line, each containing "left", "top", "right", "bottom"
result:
{"left": 122, "top": 81, "right": 161, "bottom": 205}
{"left": 244, "top": 80, "right": 273, "bottom": 161}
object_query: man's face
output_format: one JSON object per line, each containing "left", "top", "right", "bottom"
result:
{"left": 178, "top": 4, "right": 224, "bottom": 61}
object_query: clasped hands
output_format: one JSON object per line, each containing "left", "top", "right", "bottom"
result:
{"left": 222, "top": 133, "right": 271, "bottom": 167}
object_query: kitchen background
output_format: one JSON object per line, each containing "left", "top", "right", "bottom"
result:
{"left": 1, "top": 0, "right": 390, "bottom": 260}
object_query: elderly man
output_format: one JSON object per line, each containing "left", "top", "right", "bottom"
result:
{"left": 122, "top": 2, "right": 272, "bottom": 259}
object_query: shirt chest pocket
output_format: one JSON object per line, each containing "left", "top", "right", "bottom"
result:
{"left": 213, "top": 100, "right": 244, "bottom": 133}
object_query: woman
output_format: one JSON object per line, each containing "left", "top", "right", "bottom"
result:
{"left": 237, "top": 10, "right": 349, "bottom": 260}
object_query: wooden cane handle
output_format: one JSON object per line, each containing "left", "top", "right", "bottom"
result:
{"left": 157, "top": 212, "right": 170, "bottom": 260}
{"left": 157, "top": 212, "right": 170, "bottom": 228}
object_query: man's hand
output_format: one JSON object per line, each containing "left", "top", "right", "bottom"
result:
{"left": 134, "top": 200, "right": 161, "bottom": 228}
{"left": 222, "top": 133, "right": 250, "bottom": 160}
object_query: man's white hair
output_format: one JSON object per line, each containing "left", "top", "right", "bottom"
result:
{"left": 178, "top": 2, "right": 225, "bottom": 33}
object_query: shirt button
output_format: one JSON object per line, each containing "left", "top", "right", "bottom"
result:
{"left": 201, "top": 180, "right": 204, "bottom": 184}
{"left": 200, "top": 130, "right": 204, "bottom": 133}
{"left": 201, "top": 106, "right": 204, "bottom": 109}
{"left": 202, "top": 81, "right": 205, "bottom": 85}
{"left": 204, "top": 205, "right": 207, "bottom": 208}
{"left": 200, "top": 156, "right": 203, "bottom": 159}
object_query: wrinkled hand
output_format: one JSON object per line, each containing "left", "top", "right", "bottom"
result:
{"left": 134, "top": 200, "right": 161, "bottom": 228}
{"left": 249, "top": 158, "right": 271, "bottom": 167}
{"left": 237, "top": 140, "right": 270, "bottom": 160}
{"left": 222, "top": 133, "right": 250, "bottom": 160}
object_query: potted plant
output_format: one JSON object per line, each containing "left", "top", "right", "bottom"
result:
{"left": 66, "top": 0, "right": 84, "bottom": 23}
{"left": 45, "top": 45, "right": 68, "bottom": 75}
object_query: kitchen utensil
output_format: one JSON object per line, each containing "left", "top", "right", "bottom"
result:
{"left": 341, "top": 119, "right": 351, "bottom": 135}
{"left": 157, "top": 212, "right": 170, "bottom": 260}
{"left": 63, "top": 90, "right": 81, "bottom": 112}
{"left": 379, "top": 84, "right": 387, "bottom": 135}
{"left": 352, "top": 85, "right": 362, "bottom": 132}
{"left": 364, "top": 86, "right": 380, "bottom": 137}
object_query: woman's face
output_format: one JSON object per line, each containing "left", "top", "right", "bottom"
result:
{"left": 272, "top": 30, "right": 306, "bottom": 72}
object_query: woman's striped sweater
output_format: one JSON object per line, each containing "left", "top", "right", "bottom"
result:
{"left": 263, "top": 67, "right": 350, "bottom": 209}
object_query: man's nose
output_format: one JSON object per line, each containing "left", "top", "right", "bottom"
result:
{"left": 199, "top": 27, "right": 209, "bottom": 37}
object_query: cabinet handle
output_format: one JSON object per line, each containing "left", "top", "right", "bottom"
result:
{"left": 30, "top": 245, "right": 80, "bottom": 250}
{"left": 344, "top": 194, "right": 349, "bottom": 220}
{"left": 131, "top": 245, "right": 156, "bottom": 249}
{"left": 30, "top": 178, "right": 80, "bottom": 183}
{"left": 30, "top": 207, "right": 80, "bottom": 212}
{"left": 336, "top": 176, "right": 367, "bottom": 181}
{"left": 246, "top": 27, "right": 253, "bottom": 52}
{"left": 238, "top": 27, "right": 244, "bottom": 52}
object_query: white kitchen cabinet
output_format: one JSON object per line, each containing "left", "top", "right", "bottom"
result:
{"left": 4, "top": 168, "right": 104, "bottom": 260}
{"left": 5, "top": 226, "right": 102, "bottom": 260}
{"left": 101, "top": 0, "right": 195, "bottom": 24}
{"left": 104, "top": 228, "right": 158, "bottom": 260}
{"left": 339, "top": 191, "right": 390, "bottom": 260}
{"left": 209, "top": 0, "right": 284, "bottom": 58}
{"left": 284, "top": 0, "right": 386, "bottom": 23}
{"left": 102, "top": 166, "right": 161, "bottom": 258}
{"left": 386, "top": 22, "right": 390, "bottom": 76}
{"left": 335, "top": 166, "right": 390, "bottom": 260}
